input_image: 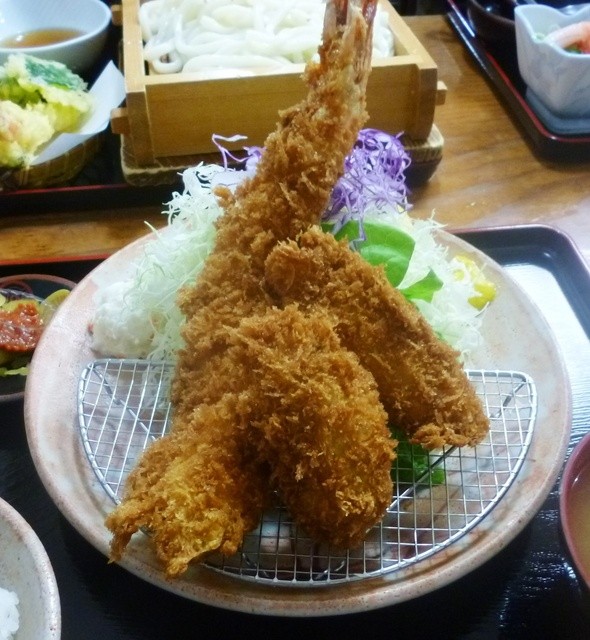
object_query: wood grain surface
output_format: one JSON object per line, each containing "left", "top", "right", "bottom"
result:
{"left": 1, "top": 15, "right": 589, "bottom": 264}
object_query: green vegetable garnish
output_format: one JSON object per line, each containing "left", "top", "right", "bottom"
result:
{"left": 327, "top": 218, "right": 444, "bottom": 303}
{"left": 0, "top": 352, "right": 32, "bottom": 377}
{"left": 391, "top": 428, "right": 446, "bottom": 486}
{"left": 23, "top": 55, "right": 86, "bottom": 92}
{"left": 400, "top": 269, "right": 443, "bottom": 304}
{"left": 332, "top": 219, "right": 414, "bottom": 286}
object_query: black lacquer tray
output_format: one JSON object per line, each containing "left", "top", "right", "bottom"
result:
{"left": 1, "top": 224, "right": 590, "bottom": 639}
{"left": 446, "top": 0, "right": 590, "bottom": 162}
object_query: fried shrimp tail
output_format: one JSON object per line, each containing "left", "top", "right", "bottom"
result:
{"left": 106, "top": 402, "right": 269, "bottom": 577}
{"left": 264, "top": 227, "right": 490, "bottom": 450}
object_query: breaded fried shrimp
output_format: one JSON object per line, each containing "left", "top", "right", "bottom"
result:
{"left": 172, "top": 0, "right": 377, "bottom": 419}
{"left": 106, "top": 0, "right": 388, "bottom": 574}
{"left": 106, "top": 401, "right": 269, "bottom": 577}
{"left": 175, "top": 0, "right": 376, "bottom": 365}
{"left": 264, "top": 227, "right": 490, "bottom": 450}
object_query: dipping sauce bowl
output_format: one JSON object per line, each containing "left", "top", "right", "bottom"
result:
{"left": 0, "top": 0, "right": 111, "bottom": 72}
{"left": 560, "top": 431, "right": 590, "bottom": 588}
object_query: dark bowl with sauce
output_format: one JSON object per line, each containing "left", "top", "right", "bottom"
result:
{"left": 0, "top": 0, "right": 111, "bottom": 73}
{"left": 0, "top": 274, "right": 75, "bottom": 404}
{"left": 466, "top": 0, "right": 522, "bottom": 47}
{"left": 560, "top": 431, "right": 590, "bottom": 589}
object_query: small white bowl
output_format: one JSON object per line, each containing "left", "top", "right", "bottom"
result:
{"left": 0, "top": 498, "right": 60, "bottom": 639}
{"left": 0, "top": 0, "right": 111, "bottom": 73}
{"left": 515, "top": 4, "right": 590, "bottom": 118}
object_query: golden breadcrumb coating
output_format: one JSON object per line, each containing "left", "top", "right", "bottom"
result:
{"left": 106, "top": 400, "right": 269, "bottom": 577}
{"left": 264, "top": 227, "right": 490, "bottom": 450}
{"left": 107, "top": 305, "right": 395, "bottom": 574}
{"left": 230, "top": 305, "right": 395, "bottom": 550}
{"left": 106, "top": 0, "right": 452, "bottom": 575}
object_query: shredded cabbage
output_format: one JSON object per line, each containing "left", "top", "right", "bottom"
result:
{"left": 323, "top": 128, "right": 411, "bottom": 232}
{"left": 91, "top": 166, "right": 225, "bottom": 359}
{"left": 91, "top": 129, "right": 492, "bottom": 365}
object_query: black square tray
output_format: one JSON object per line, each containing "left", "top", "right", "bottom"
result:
{"left": 1, "top": 225, "right": 589, "bottom": 639}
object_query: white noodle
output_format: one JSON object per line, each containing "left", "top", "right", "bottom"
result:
{"left": 139, "top": 0, "right": 395, "bottom": 77}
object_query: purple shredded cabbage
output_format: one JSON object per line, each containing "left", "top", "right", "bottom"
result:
{"left": 212, "top": 134, "right": 248, "bottom": 167}
{"left": 213, "top": 129, "right": 410, "bottom": 228}
{"left": 322, "top": 129, "right": 411, "bottom": 232}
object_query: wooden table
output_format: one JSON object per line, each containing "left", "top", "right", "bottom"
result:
{"left": 2, "top": 14, "right": 590, "bottom": 264}
{"left": 408, "top": 16, "right": 590, "bottom": 253}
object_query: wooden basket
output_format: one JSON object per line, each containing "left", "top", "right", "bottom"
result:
{"left": 111, "top": 0, "right": 446, "bottom": 167}
{"left": 0, "top": 134, "right": 104, "bottom": 191}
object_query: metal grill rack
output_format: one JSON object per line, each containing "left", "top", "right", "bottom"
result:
{"left": 78, "top": 359, "right": 537, "bottom": 586}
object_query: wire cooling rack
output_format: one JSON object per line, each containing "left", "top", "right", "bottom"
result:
{"left": 78, "top": 358, "right": 537, "bottom": 586}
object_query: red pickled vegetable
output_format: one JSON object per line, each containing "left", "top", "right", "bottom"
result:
{"left": 0, "top": 301, "right": 43, "bottom": 352}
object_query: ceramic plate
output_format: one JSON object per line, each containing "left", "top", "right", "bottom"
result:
{"left": 0, "top": 497, "right": 60, "bottom": 638}
{"left": 23, "top": 229, "right": 571, "bottom": 615}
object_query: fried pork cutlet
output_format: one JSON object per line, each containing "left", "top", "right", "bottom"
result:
{"left": 264, "top": 227, "right": 490, "bottom": 450}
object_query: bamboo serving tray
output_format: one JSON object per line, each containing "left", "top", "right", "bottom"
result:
{"left": 119, "top": 123, "right": 444, "bottom": 187}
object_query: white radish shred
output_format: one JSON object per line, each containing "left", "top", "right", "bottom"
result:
{"left": 91, "top": 165, "right": 228, "bottom": 361}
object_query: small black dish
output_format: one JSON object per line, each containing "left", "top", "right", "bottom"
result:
{"left": 0, "top": 274, "right": 75, "bottom": 403}
{"left": 466, "top": 0, "right": 519, "bottom": 46}
{"left": 467, "top": 0, "right": 590, "bottom": 47}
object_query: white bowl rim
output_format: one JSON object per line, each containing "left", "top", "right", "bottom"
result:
{"left": 0, "top": 496, "right": 61, "bottom": 638}
{"left": 0, "top": 0, "right": 111, "bottom": 55}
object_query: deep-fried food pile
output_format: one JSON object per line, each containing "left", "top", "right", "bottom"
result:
{"left": 107, "top": 305, "right": 394, "bottom": 575}
{"left": 265, "top": 227, "right": 490, "bottom": 450}
{"left": 106, "top": 0, "right": 489, "bottom": 578}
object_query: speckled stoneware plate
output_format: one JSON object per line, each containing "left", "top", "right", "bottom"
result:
{"left": 23, "top": 228, "right": 571, "bottom": 616}
{"left": 0, "top": 497, "right": 60, "bottom": 638}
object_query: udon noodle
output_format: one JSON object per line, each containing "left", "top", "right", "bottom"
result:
{"left": 139, "top": 0, "right": 394, "bottom": 76}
